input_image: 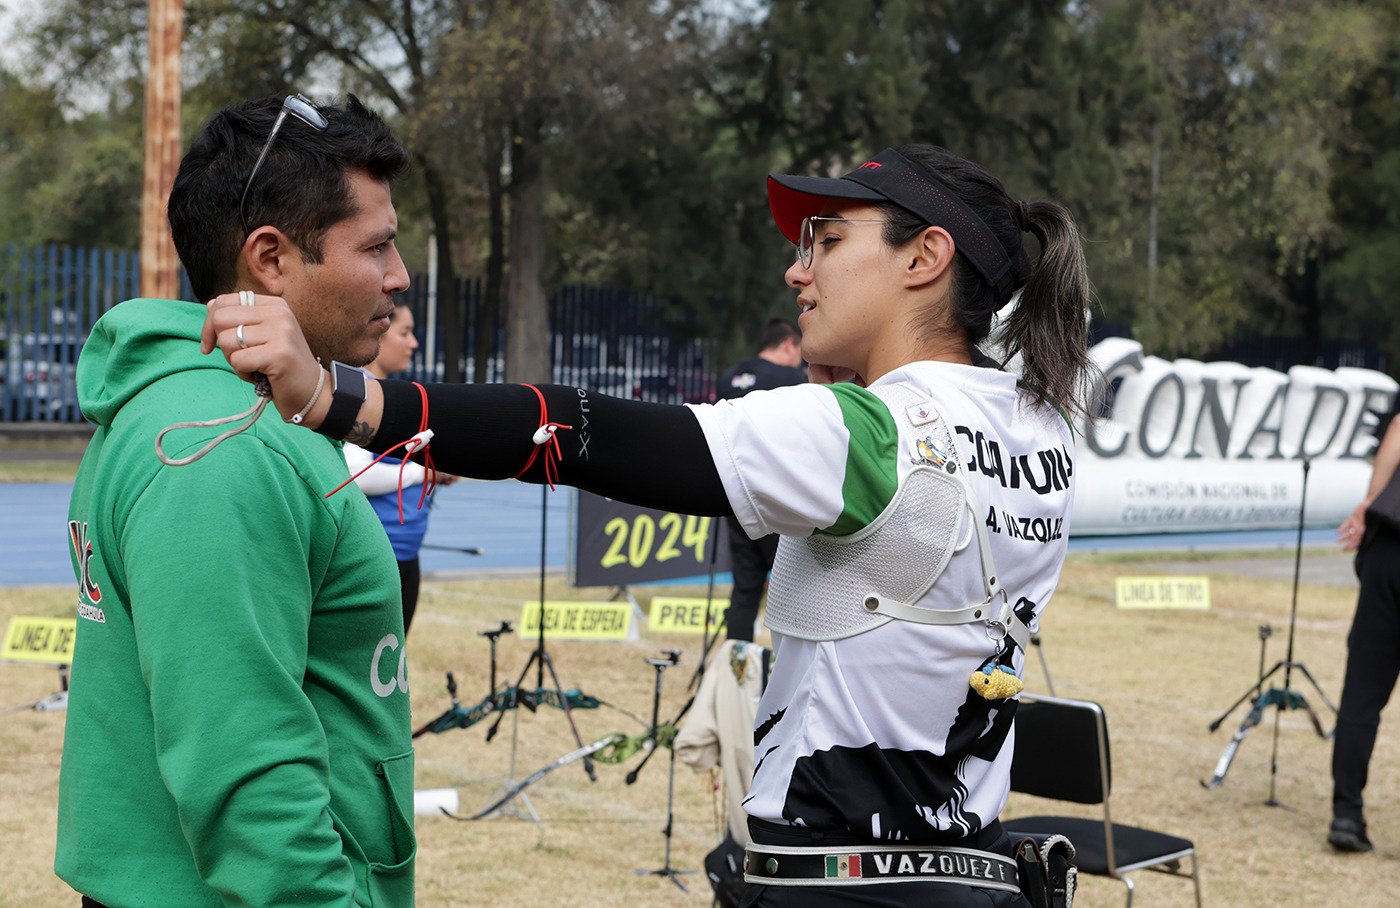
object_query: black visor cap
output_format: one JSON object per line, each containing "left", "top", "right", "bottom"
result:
{"left": 767, "top": 148, "right": 1018, "bottom": 302}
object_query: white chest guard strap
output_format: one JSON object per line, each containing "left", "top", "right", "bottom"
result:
{"left": 763, "top": 389, "right": 1028, "bottom": 651}
{"left": 863, "top": 424, "right": 1025, "bottom": 651}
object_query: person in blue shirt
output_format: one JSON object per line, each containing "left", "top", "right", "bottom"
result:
{"left": 345, "top": 301, "right": 455, "bottom": 633}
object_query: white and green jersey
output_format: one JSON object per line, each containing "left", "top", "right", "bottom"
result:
{"left": 688, "top": 360, "right": 1074, "bottom": 843}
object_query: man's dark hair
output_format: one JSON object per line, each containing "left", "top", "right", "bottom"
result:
{"left": 757, "top": 318, "right": 800, "bottom": 353}
{"left": 168, "top": 94, "right": 409, "bottom": 303}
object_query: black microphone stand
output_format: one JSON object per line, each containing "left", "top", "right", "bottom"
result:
{"left": 486, "top": 484, "right": 596, "bottom": 820}
{"left": 633, "top": 650, "right": 697, "bottom": 891}
{"left": 631, "top": 518, "right": 724, "bottom": 785}
{"left": 1201, "top": 458, "right": 1339, "bottom": 801}
{"left": 480, "top": 620, "right": 513, "bottom": 712}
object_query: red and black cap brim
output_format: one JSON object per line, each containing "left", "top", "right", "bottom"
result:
{"left": 767, "top": 173, "right": 886, "bottom": 245}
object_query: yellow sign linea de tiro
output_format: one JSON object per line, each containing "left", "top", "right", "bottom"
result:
{"left": 2, "top": 616, "right": 78, "bottom": 664}
{"left": 648, "top": 597, "right": 731, "bottom": 634}
{"left": 518, "top": 601, "right": 631, "bottom": 641}
{"left": 1115, "top": 576, "right": 1211, "bottom": 610}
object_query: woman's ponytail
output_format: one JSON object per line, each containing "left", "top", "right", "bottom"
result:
{"left": 882, "top": 145, "right": 1094, "bottom": 421}
{"left": 1000, "top": 199, "right": 1094, "bottom": 421}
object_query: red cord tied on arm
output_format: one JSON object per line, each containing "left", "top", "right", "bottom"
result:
{"left": 515, "top": 383, "right": 572, "bottom": 490}
{"left": 325, "top": 382, "right": 438, "bottom": 524}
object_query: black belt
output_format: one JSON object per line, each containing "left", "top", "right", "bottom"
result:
{"left": 745, "top": 843, "right": 1020, "bottom": 891}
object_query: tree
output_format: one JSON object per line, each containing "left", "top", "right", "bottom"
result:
{"left": 1130, "top": 0, "right": 1385, "bottom": 356}
{"left": 0, "top": 67, "right": 144, "bottom": 248}
{"left": 1321, "top": 0, "right": 1400, "bottom": 364}
{"left": 12, "top": 0, "right": 1400, "bottom": 374}
{"left": 26, "top": 0, "right": 727, "bottom": 382}
{"left": 903, "top": 0, "right": 1153, "bottom": 334}
{"left": 26, "top": 1, "right": 479, "bottom": 375}
{"left": 439, "top": 0, "right": 722, "bottom": 381}
{"left": 558, "top": 0, "right": 934, "bottom": 354}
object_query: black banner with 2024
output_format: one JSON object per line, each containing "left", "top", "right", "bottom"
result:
{"left": 573, "top": 491, "right": 732, "bottom": 587}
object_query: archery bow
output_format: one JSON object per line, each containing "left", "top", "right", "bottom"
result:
{"left": 437, "top": 727, "right": 679, "bottom": 822}
{"left": 412, "top": 677, "right": 603, "bottom": 739}
{"left": 441, "top": 733, "right": 625, "bottom": 821}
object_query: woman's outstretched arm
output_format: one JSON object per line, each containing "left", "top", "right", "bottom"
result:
{"left": 203, "top": 291, "right": 731, "bottom": 516}
{"left": 371, "top": 379, "right": 730, "bottom": 516}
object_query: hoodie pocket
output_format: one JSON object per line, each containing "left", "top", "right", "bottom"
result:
{"left": 368, "top": 749, "right": 417, "bottom": 906}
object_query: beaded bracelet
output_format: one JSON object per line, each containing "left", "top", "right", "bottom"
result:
{"left": 288, "top": 361, "right": 327, "bottom": 425}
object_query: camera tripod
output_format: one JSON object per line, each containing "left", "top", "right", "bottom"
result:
{"left": 629, "top": 518, "right": 723, "bottom": 786}
{"left": 485, "top": 484, "right": 596, "bottom": 819}
{"left": 1201, "top": 458, "right": 1338, "bottom": 803}
{"left": 633, "top": 650, "right": 698, "bottom": 891}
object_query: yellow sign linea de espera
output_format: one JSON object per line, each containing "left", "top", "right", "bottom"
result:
{"left": 519, "top": 601, "right": 631, "bottom": 641}
{"left": 648, "top": 597, "right": 730, "bottom": 634}
{"left": 1115, "top": 576, "right": 1211, "bottom": 610}
{"left": 3, "top": 616, "right": 78, "bottom": 664}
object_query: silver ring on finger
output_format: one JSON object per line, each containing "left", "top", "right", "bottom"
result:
{"left": 239, "top": 290, "right": 255, "bottom": 306}
{"left": 236, "top": 324, "right": 247, "bottom": 349}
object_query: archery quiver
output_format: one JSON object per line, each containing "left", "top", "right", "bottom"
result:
{"left": 1013, "top": 833, "right": 1077, "bottom": 908}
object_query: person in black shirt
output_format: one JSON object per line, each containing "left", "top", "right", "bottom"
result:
{"left": 717, "top": 319, "right": 806, "bottom": 641}
{"left": 1330, "top": 406, "right": 1400, "bottom": 853}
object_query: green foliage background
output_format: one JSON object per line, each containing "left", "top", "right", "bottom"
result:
{"left": 2, "top": 0, "right": 1397, "bottom": 367}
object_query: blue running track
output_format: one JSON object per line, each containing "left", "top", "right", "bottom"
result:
{"left": 1, "top": 480, "right": 1339, "bottom": 588}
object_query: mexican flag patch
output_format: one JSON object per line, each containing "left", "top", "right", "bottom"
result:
{"left": 825, "top": 854, "right": 862, "bottom": 878}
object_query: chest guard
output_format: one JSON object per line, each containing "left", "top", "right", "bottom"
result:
{"left": 763, "top": 383, "right": 1027, "bottom": 650}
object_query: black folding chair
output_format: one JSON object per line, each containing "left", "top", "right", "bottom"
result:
{"left": 1004, "top": 694, "right": 1203, "bottom": 907}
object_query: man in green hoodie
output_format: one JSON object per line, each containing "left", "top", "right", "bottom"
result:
{"left": 59, "top": 94, "right": 416, "bottom": 907}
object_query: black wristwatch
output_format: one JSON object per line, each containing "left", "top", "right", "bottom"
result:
{"left": 317, "top": 361, "right": 367, "bottom": 439}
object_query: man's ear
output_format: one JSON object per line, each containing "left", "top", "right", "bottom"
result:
{"left": 904, "top": 225, "right": 955, "bottom": 290}
{"left": 238, "top": 226, "right": 294, "bottom": 295}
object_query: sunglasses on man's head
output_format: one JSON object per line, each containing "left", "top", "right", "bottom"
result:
{"left": 238, "top": 94, "right": 329, "bottom": 236}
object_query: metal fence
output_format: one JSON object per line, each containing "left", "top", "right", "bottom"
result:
{"left": 3, "top": 245, "right": 142, "bottom": 422}
{"left": 17, "top": 242, "right": 1379, "bottom": 424}
{"left": 2, "top": 244, "right": 723, "bottom": 422}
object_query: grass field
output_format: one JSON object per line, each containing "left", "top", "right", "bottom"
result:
{"left": 3, "top": 554, "right": 1398, "bottom": 907}
{"left": 0, "top": 433, "right": 87, "bottom": 483}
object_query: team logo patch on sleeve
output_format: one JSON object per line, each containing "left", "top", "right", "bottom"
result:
{"left": 825, "top": 854, "right": 862, "bottom": 878}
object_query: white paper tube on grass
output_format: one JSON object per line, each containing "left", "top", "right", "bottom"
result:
{"left": 413, "top": 788, "right": 459, "bottom": 816}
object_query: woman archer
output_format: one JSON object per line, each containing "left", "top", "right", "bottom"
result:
{"left": 204, "top": 144, "right": 1092, "bottom": 907}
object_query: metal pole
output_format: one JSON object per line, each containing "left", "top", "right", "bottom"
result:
{"left": 425, "top": 232, "right": 439, "bottom": 378}
{"left": 538, "top": 481, "right": 547, "bottom": 691}
{"left": 1267, "top": 457, "right": 1311, "bottom": 806}
{"left": 139, "top": 0, "right": 184, "bottom": 300}
{"left": 1146, "top": 122, "right": 1160, "bottom": 313}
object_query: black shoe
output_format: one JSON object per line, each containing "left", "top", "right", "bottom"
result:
{"left": 1328, "top": 817, "right": 1374, "bottom": 853}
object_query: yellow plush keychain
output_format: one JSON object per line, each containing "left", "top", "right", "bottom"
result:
{"left": 969, "top": 658, "right": 1024, "bottom": 700}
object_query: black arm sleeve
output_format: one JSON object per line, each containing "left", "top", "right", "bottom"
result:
{"left": 371, "top": 380, "right": 733, "bottom": 517}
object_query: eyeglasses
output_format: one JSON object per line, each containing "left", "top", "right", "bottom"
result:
{"left": 238, "top": 93, "right": 330, "bottom": 236}
{"left": 796, "top": 216, "right": 886, "bottom": 268}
